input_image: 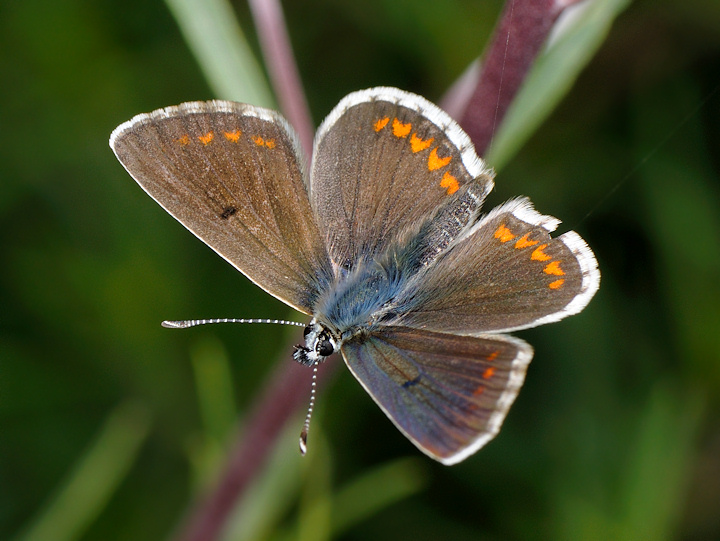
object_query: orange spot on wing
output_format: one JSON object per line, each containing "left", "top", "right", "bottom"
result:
{"left": 494, "top": 224, "right": 516, "bottom": 243}
{"left": 392, "top": 118, "right": 412, "bottom": 137}
{"left": 544, "top": 261, "right": 565, "bottom": 276}
{"left": 176, "top": 134, "right": 190, "bottom": 145}
{"left": 482, "top": 367, "right": 495, "bottom": 380}
{"left": 487, "top": 351, "right": 499, "bottom": 361}
{"left": 410, "top": 133, "right": 433, "bottom": 152}
{"left": 515, "top": 233, "right": 539, "bottom": 249}
{"left": 531, "top": 244, "right": 551, "bottom": 261}
{"left": 440, "top": 172, "right": 459, "bottom": 195}
{"left": 549, "top": 279, "right": 565, "bottom": 289}
{"left": 250, "top": 136, "right": 275, "bottom": 148}
{"left": 472, "top": 385, "right": 485, "bottom": 396}
{"left": 223, "top": 130, "right": 241, "bottom": 142}
{"left": 428, "top": 148, "right": 452, "bottom": 171}
{"left": 198, "top": 131, "right": 214, "bottom": 145}
{"left": 374, "top": 117, "right": 390, "bottom": 132}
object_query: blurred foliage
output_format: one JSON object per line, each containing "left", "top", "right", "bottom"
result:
{"left": 1, "top": 0, "right": 720, "bottom": 540}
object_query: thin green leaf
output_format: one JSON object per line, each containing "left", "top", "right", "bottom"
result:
{"left": 187, "top": 336, "right": 238, "bottom": 488}
{"left": 619, "top": 384, "right": 705, "bottom": 540}
{"left": 14, "top": 402, "right": 151, "bottom": 541}
{"left": 296, "top": 431, "right": 333, "bottom": 541}
{"left": 330, "top": 457, "right": 428, "bottom": 536}
{"left": 191, "top": 336, "right": 237, "bottom": 444}
{"left": 221, "top": 420, "right": 307, "bottom": 541}
{"left": 165, "top": 0, "right": 273, "bottom": 106}
{"left": 487, "top": 0, "right": 631, "bottom": 169}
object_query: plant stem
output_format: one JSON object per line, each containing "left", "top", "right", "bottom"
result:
{"left": 459, "top": 0, "right": 584, "bottom": 155}
{"left": 248, "top": 0, "right": 315, "bottom": 158}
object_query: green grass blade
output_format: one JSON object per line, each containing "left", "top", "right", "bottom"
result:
{"left": 618, "top": 384, "right": 705, "bottom": 540}
{"left": 221, "top": 420, "right": 307, "bottom": 541}
{"left": 487, "top": 0, "right": 631, "bottom": 169}
{"left": 330, "top": 457, "right": 428, "bottom": 536}
{"left": 165, "top": 0, "right": 273, "bottom": 106}
{"left": 14, "top": 401, "right": 151, "bottom": 541}
{"left": 191, "top": 336, "right": 237, "bottom": 444}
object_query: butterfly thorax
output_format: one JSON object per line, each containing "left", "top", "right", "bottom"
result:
{"left": 293, "top": 260, "right": 406, "bottom": 366}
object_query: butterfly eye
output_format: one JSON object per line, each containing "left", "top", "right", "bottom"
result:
{"left": 303, "top": 325, "right": 312, "bottom": 337}
{"left": 317, "top": 340, "right": 334, "bottom": 357}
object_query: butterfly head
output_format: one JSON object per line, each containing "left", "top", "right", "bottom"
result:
{"left": 293, "top": 319, "right": 339, "bottom": 366}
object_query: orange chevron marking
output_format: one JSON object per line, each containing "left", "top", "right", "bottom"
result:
{"left": 223, "top": 130, "right": 241, "bottom": 142}
{"left": 392, "top": 118, "right": 411, "bottom": 137}
{"left": 176, "top": 134, "right": 190, "bottom": 145}
{"left": 549, "top": 279, "right": 565, "bottom": 289}
{"left": 440, "top": 172, "right": 459, "bottom": 195}
{"left": 494, "top": 224, "right": 516, "bottom": 243}
{"left": 374, "top": 117, "right": 389, "bottom": 132}
{"left": 198, "top": 131, "right": 214, "bottom": 145}
{"left": 531, "top": 244, "right": 551, "bottom": 261}
{"left": 482, "top": 367, "right": 495, "bottom": 380}
{"left": 487, "top": 351, "right": 499, "bottom": 361}
{"left": 544, "top": 261, "right": 565, "bottom": 276}
{"left": 252, "top": 136, "right": 275, "bottom": 147}
{"left": 410, "top": 133, "right": 434, "bottom": 152}
{"left": 515, "top": 233, "right": 539, "bottom": 249}
{"left": 427, "top": 148, "right": 452, "bottom": 170}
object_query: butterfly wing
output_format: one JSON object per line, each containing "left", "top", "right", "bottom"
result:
{"left": 110, "top": 101, "right": 333, "bottom": 314}
{"left": 395, "top": 198, "right": 600, "bottom": 334}
{"left": 341, "top": 326, "right": 532, "bottom": 465}
{"left": 310, "top": 87, "right": 494, "bottom": 270}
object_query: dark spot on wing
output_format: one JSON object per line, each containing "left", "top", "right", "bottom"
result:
{"left": 402, "top": 375, "right": 421, "bottom": 388}
{"left": 221, "top": 206, "right": 237, "bottom": 219}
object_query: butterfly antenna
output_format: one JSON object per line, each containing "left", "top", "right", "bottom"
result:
{"left": 298, "top": 364, "right": 319, "bottom": 456}
{"left": 162, "top": 318, "right": 306, "bottom": 328}
{"left": 163, "top": 317, "right": 319, "bottom": 454}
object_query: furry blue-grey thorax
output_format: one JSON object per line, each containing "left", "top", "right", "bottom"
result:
{"left": 293, "top": 259, "right": 405, "bottom": 366}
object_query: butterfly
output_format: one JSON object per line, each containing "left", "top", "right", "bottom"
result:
{"left": 110, "top": 87, "right": 599, "bottom": 465}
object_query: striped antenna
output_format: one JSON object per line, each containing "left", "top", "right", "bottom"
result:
{"left": 162, "top": 316, "right": 321, "bottom": 457}
{"left": 162, "top": 318, "right": 306, "bottom": 328}
{"left": 299, "top": 363, "right": 319, "bottom": 456}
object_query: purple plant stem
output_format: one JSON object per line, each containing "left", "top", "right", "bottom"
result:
{"left": 440, "top": 60, "right": 482, "bottom": 121}
{"left": 172, "top": 330, "right": 336, "bottom": 541}
{"left": 247, "top": 0, "right": 315, "bottom": 158}
{"left": 458, "top": 0, "right": 584, "bottom": 156}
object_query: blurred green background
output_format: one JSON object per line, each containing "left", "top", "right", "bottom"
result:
{"left": 2, "top": 0, "right": 720, "bottom": 539}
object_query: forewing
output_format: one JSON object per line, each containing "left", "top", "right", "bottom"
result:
{"left": 310, "top": 87, "right": 494, "bottom": 270}
{"left": 397, "top": 198, "right": 600, "bottom": 333}
{"left": 342, "top": 326, "right": 532, "bottom": 465}
{"left": 110, "top": 101, "right": 333, "bottom": 313}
